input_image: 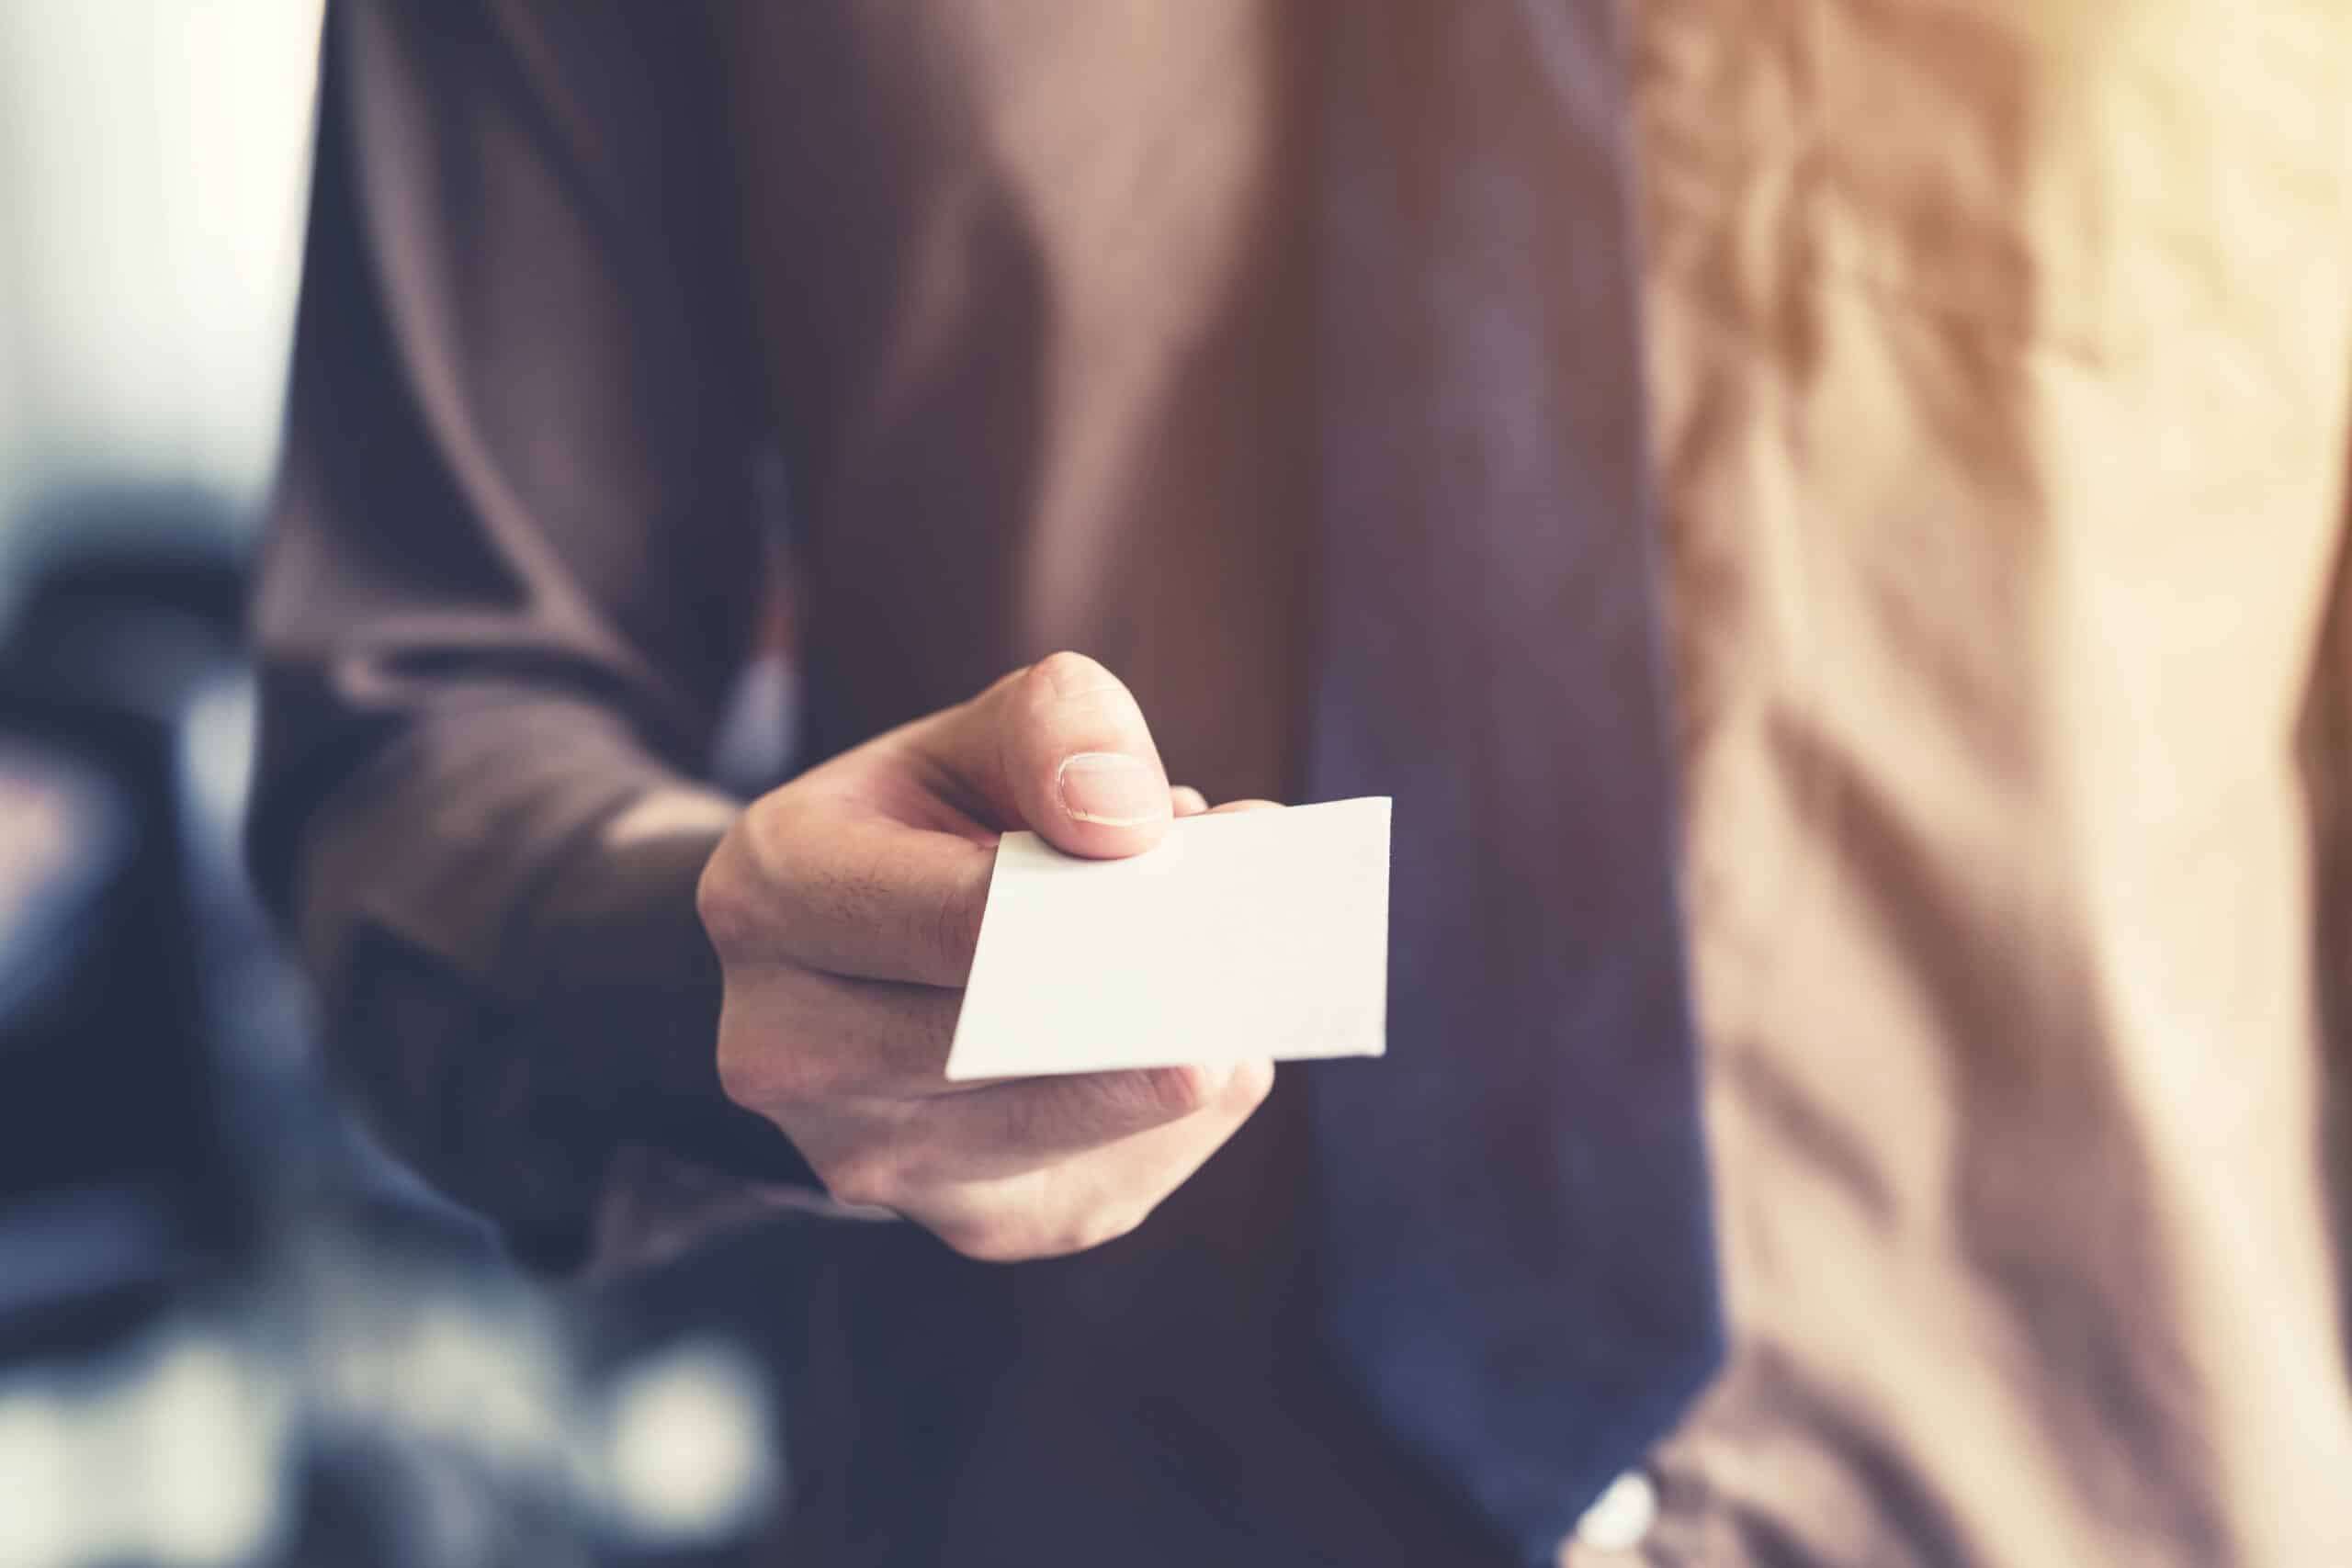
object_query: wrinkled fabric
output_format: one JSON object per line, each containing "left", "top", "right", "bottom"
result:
{"left": 253, "top": 1, "right": 2352, "bottom": 1563}
{"left": 1577, "top": 4, "right": 2352, "bottom": 1562}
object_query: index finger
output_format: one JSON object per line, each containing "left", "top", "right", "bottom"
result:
{"left": 739, "top": 797, "right": 996, "bottom": 987}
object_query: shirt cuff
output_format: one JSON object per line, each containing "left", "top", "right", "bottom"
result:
{"left": 516, "top": 785, "right": 816, "bottom": 1196}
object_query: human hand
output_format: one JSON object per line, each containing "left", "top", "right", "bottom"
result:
{"left": 697, "top": 653, "right": 1278, "bottom": 1260}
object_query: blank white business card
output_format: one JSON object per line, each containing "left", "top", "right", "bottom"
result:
{"left": 944, "top": 796, "right": 1392, "bottom": 1080}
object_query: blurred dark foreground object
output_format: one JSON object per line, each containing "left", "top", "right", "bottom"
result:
{"left": 0, "top": 502, "right": 249, "bottom": 1348}
{"left": 0, "top": 501, "right": 786, "bottom": 1567}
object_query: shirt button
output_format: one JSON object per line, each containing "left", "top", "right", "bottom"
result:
{"left": 1570, "top": 1468, "right": 1658, "bottom": 1555}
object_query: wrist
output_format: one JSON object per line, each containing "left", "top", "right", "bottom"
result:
{"left": 520, "top": 784, "right": 813, "bottom": 1189}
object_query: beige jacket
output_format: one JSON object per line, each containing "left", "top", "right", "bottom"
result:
{"left": 1605, "top": 0, "right": 2352, "bottom": 1561}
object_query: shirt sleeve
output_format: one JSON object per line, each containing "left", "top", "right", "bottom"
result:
{"left": 249, "top": 0, "right": 811, "bottom": 1266}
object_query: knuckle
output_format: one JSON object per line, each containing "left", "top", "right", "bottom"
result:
{"left": 934, "top": 1214, "right": 1039, "bottom": 1264}
{"left": 1069, "top": 1199, "right": 1151, "bottom": 1255}
{"left": 695, "top": 856, "right": 756, "bottom": 959}
{"left": 734, "top": 797, "right": 795, "bottom": 895}
{"left": 929, "top": 1190, "right": 1154, "bottom": 1263}
{"left": 699, "top": 800, "right": 808, "bottom": 959}
{"left": 819, "top": 1155, "right": 899, "bottom": 1214}
{"left": 714, "top": 1030, "right": 759, "bottom": 1108}
{"left": 715, "top": 1021, "right": 834, "bottom": 1115}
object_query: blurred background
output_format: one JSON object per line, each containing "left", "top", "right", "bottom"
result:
{"left": 0, "top": 6, "right": 786, "bottom": 1563}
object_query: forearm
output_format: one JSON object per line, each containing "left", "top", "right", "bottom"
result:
{"left": 250, "top": 0, "right": 790, "bottom": 1261}
{"left": 274, "top": 695, "right": 808, "bottom": 1264}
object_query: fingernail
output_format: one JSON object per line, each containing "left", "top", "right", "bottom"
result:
{"left": 1057, "top": 752, "right": 1165, "bottom": 826}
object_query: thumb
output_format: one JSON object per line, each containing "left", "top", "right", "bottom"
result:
{"left": 921, "top": 651, "right": 1174, "bottom": 859}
